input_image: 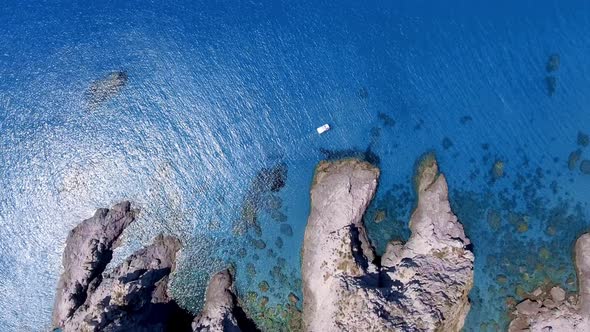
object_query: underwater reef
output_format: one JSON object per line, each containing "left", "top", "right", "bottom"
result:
{"left": 85, "top": 71, "right": 128, "bottom": 110}
{"left": 234, "top": 162, "right": 288, "bottom": 236}
{"left": 545, "top": 54, "right": 560, "bottom": 97}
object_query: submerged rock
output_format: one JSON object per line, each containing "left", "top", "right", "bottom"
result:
{"left": 357, "top": 87, "right": 369, "bottom": 99}
{"left": 546, "top": 54, "right": 560, "bottom": 73}
{"left": 546, "top": 76, "right": 557, "bottom": 96}
{"left": 319, "top": 147, "right": 380, "bottom": 166}
{"left": 302, "top": 157, "right": 474, "bottom": 331}
{"left": 85, "top": 71, "right": 128, "bottom": 109}
{"left": 492, "top": 160, "right": 505, "bottom": 179}
{"left": 442, "top": 137, "right": 454, "bottom": 150}
{"left": 258, "top": 281, "right": 270, "bottom": 293}
{"left": 373, "top": 210, "right": 386, "bottom": 223}
{"left": 578, "top": 132, "right": 589, "bottom": 147}
{"left": 288, "top": 293, "right": 299, "bottom": 305}
{"left": 569, "top": 150, "right": 582, "bottom": 171}
{"left": 460, "top": 115, "right": 473, "bottom": 124}
{"left": 377, "top": 112, "right": 396, "bottom": 127}
{"left": 280, "top": 223, "right": 293, "bottom": 237}
{"left": 234, "top": 162, "right": 288, "bottom": 235}
{"left": 508, "top": 233, "right": 590, "bottom": 331}
{"left": 275, "top": 237, "right": 283, "bottom": 249}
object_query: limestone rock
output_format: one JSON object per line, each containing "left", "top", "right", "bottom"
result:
{"left": 302, "top": 157, "right": 474, "bottom": 332}
{"left": 509, "top": 233, "right": 590, "bottom": 332}
{"left": 516, "top": 300, "right": 541, "bottom": 315}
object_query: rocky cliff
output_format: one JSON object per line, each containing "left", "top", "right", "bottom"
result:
{"left": 301, "top": 157, "right": 474, "bottom": 331}
{"left": 52, "top": 202, "right": 254, "bottom": 332}
{"left": 509, "top": 233, "right": 590, "bottom": 332}
{"left": 53, "top": 156, "right": 477, "bottom": 332}
{"left": 52, "top": 201, "right": 193, "bottom": 331}
{"left": 192, "top": 269, "right": 260, "bottom": 332}
{"left": 52, "top": 201, "right": 137, "bottom": 327}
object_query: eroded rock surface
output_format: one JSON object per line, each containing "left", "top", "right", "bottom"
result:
{"left": 63, "top": 235, "right": 192, "bottom": 331}
{"left": 509, "top": 233, "right": 590, "bottom": 332}
{"left": 52, "top": 201, "right": 136, "bottom": 327}
{"left": 52, "top": 202, "right": 192, "bottom": 331}
{"left": 52, "top": 202, "right": 261, "bottom": 332}
{"left": 302, "top": 157, "right": 474, "bottom": 332}
{"left": 192, "top": 269, "right": 251, "bottom": 332}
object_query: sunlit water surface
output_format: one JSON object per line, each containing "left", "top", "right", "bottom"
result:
{"left": 1, "top": 1, "right": 590, "bottom": 331}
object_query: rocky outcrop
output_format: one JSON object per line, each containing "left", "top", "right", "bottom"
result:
{"left": 192, "top": 269, "right": 257, "bottom": 332}
{"left": 63, "top": 235, "right": 192, "bottom": 331}
{"left": 509, "top": 233, "right": 590, "bottom": 332}
{"left": 52, "top": 202, "right": 260, "bottom": 332}
{"left": 192, "top": 269, "right": 239, "bottom": 331}
{"left": 52, "top": 202, "right": 193, "bottom": 331}
{"left": 302, "top": 157, "right": 474, "bottom": 331}
{"left": 52, "top": 201, "right": 136, "bottom": 327}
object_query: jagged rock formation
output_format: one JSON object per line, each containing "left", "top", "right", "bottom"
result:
{"left": 52, "top": 202, "right": 192, "bottom": 331}
{"left": 302, "top": 157, "right": 475, "bottom": 331}
{"left": 52, "top": 202, "right": 260, "bottom": 332}
{"left": 52, "top": 201, "right": 136, "bottom": 327}
{"left": 192, "top": 270, "right": 240, "bottom": 331}
{"left": 509, "top": 233, "right": 590, "bottom": 332}
{"left": 53, "top": 156, "right": 477, "bottom": 332}
{"left": 192, "top": 269, "right": 260, "bottom": 332}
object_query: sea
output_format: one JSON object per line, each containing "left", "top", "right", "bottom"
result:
{"left": 0, "top": 0, "right": 589, "bottom": 331}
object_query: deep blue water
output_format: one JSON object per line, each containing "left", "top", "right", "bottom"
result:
{"left": 1, "top": 1, "right": 590, "bottom": 330}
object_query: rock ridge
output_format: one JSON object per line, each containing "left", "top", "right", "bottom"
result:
{"left": 53, "top": 155, "right": 477, "bottom": 332}
{"left": 302, "top": 156, "right": 474, "bottom": 331}
{"left": 52, "top": 201, "right": 256, "bottom": 332}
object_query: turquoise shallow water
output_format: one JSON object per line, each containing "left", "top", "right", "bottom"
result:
{"left": 1, "top": 0, "right": 589, "bottom": 330}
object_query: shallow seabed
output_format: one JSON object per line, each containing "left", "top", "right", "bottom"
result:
{"left": 0, "top": 1, "right": 589, "bottom": 331}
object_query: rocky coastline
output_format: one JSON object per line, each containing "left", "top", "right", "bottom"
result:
{"left": 51, "top": 156, "right": 587, "bottom": 331}
{"left": 51, "top": 201, "right": 252, "bottom": 332}
{"left": 509, "top": 233, "right": 590, "bottom": 331}
{"left": 302, "top": 156, "right": 474, "bottom": 331}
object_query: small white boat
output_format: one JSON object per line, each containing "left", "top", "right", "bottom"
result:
{"left": 316, "top": 124, "right": 330, "bottom": 134}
